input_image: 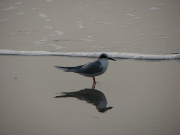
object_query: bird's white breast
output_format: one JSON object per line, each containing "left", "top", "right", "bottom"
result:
{"left": 99, "top": 58, "right": 109, "bottom": 73}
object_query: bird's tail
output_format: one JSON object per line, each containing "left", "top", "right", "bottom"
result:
{"left": 54, "top": 92, "right": 73, "bottom": 98}
{"left": 54, "top": 95, "right": 68, "bottom": 98}
{"left": 54, "top": 66, "right": 72, "bottom": 71}
{"left": 54, "top": 65, "right": 83, "bottom": 72}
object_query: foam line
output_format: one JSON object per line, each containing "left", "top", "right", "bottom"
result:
{"left": 0, "top": 49, "right": 179, "bottom": 60}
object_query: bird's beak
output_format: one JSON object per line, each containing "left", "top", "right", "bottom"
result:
{"left": 108, "top": 57, "right": 116, "bottom": 61}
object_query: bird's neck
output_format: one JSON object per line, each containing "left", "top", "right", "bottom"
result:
{"left": 99, "top": 59, "right": 109, "bottom": 68}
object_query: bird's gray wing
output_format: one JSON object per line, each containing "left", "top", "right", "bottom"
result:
{"left": 78, "top": 60, "right": 102, "bottom": 74}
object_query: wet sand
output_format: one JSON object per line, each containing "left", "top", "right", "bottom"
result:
{"left": 0, "top": 0, "right": 180, "bottom": 134}
{"left": 0, "top": 56, "right": 180, "bottom": 135}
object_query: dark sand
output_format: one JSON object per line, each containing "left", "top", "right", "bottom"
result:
{"left": 0, "top": 56, "right": 180, "bottom": 135}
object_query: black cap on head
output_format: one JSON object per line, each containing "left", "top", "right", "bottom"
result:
{"left": 99, "top": 53, "right": 116, "bottom": 61}
{"left": 99, "top": 53, "right": 108, "bottom": 59}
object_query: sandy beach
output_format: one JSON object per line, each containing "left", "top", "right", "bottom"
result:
{"left": 0, "top": 56, "right": 180, "bottom": 135}
{"left": 0, "top": 0, "right": 180, "bottom": 135}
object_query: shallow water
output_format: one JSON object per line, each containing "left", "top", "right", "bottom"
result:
{"left": 0, "top": 56, "right": 180, "bottom": 135}
{"left": 0, "top": 0, "right": 180, "bottom": 53}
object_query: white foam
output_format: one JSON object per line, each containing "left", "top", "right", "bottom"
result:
{"left": 55, "top": 31, "right": 64, "bottom": 36}
{"left": 77, "top": 22, "right": 84, "bottom": 24}
{"left": 125, "top": 14, "right": 135, "bottom": 17}
{"left": 78, "top": 24, "right": 85, "bottom": 29}
{"left": 0, "top": 50, "right": 179, "bottom": 60}
{"left": 3, "top": 6, "right": 17, "bottom": 10}
{"left": 152, "top": 34, "right": 162, "bottom": 36}
{"left": 46, "top": 0, "right": 54, "bottom": 2}
{"left": 32, "top": 8, "right": 38, "bottom": 10}
{"left": 134, "top": 17, "right": 142, "bottom": 19}
{"left": 81, "top": 39, "right": 95, "bottom": 42}
{"left": 78, "top": 7, "right": 83, "bottom": 10}
{"left": 155, "top": 4, "right": 163, "bottom": 6}
{"left": 34, "top": 42, "right": 45, "bottom": 44}
{"left": 45, "top": 19, "right": 51, "bottom": 22}
{"left": 15, "top": 2, "right": 22, "bottom": 5}
{"left": 149, "top": 7, "right": 161, "bottom": 10}
{"left": 161, "top": 37, "right": 170, "bottom": 39}
{"left": 39, "top": 13, "right": 48, "bottom": 18}
{"left": 48, "top": 34, "right": 57, "bottom": 37}
{"left": 132, "top": 9, "right": 140, "bottom": 11}
{"left": 120, "top": 42, "right": 131, "bottom": 44}
{"left": 88, "top": 35, "right": 94, "bottom": 38}
{"left": 92, "top": 46, "right": 105, "bottom": 49}
{"left": 39, "top": 38, "right": 47, "bottom": 42}
{"left": 49, "top": 44, "right": 65, "bottom": 50}
{"left": 98, "top": 22, "right": 113, "bottom": 25}
{"left": 91, "top": 17, "right": 96, "bottom": 20}
{"left": 114, "top": 42, "right": 131, "bottom": 44}
{"left": 139, "top": 34, "right": 147, "bottom": 36}
{"left": 45, "top": 26, "right": 53, "bottom": 29}
{"left": 17, "top": 12, "right": 26, "bottom": 15}
{"left": 0, "top": 19, "right": 8, "bottom": 22}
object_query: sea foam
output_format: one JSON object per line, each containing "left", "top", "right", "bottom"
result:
{"left": 0, "top": 49, "right": 179, "bottom": 60}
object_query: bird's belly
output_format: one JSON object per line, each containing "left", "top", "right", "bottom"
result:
{"left": 81, "top": 70, "right": 106, "bottom": 77}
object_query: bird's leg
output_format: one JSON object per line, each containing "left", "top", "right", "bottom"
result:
{"left": 92, "top": 77, "right": 96, "bottom": 89}
{"left": 93, "top": 77, "right": 96, "bottom": 85}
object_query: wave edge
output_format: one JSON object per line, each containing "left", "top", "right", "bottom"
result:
{"left": 0, "top": 49, "right": 179, "bottom": 60}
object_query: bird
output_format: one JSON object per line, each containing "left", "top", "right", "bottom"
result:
{"left": 54, "top": 88, "right": 113, "bottom": 113}
{"left": 55, "top": 53, "right": 116, "bottom": 88}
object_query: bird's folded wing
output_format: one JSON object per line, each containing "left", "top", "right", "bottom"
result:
{"left": 78, "top": 60, "right": 102, "bottom": 74}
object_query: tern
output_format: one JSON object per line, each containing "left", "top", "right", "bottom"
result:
{"left": 55, "top": 53, "right": 116, "bottom": 88}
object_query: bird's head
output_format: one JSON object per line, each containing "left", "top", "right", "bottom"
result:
{"left": 99, "top": 53, "right": 116, "bottom": 61}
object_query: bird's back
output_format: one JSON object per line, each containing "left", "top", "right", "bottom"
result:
{"left": 77, "top": 60, "right": 105, "bottom": 77}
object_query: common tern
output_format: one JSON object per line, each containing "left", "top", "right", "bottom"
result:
{"left": 55, "top": 53, "right": 116, "bottom": 88}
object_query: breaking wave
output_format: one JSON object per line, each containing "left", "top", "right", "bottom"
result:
{"left": 0, "top": 49, "right": 180, "bottom": 60}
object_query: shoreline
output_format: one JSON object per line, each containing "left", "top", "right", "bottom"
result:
{"left": 0, "top": 49, "right": 180, "bottom": 60}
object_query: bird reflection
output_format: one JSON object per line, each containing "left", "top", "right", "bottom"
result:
{"left": 55, "top": 88, "right": 113, "bottom": 113}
